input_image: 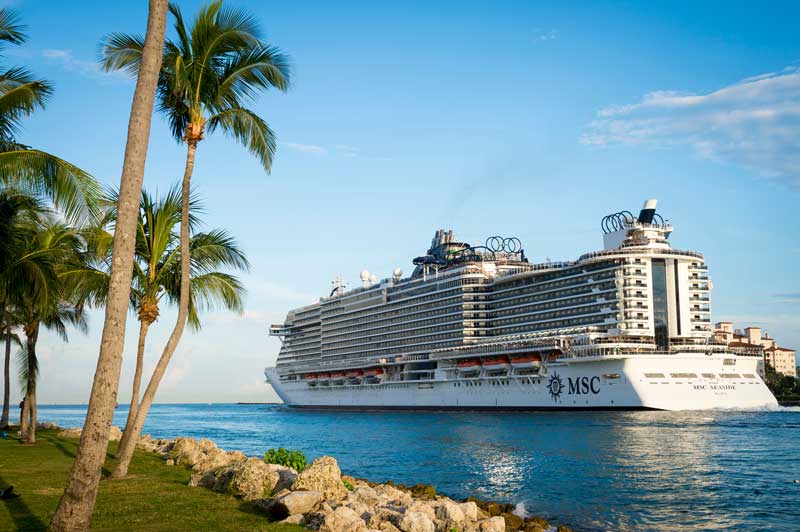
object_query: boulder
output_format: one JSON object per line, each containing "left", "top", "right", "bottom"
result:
{"left": 280, "top": 514, "right": 306, "bottom": 525}
{"left": 348, "top": 485, "right": 382, "bottom": 507}
{"left": 378, "top": 522, "right": 402, "bottom": 532}
{"left": 480, "top": 517, "right": 506, "bottom": 532}
{"left": 436, "top": 500, "right": 466, "bottom": 527}
{"left": 485, "top": 502, "right": 504, "bottom": 517}
{"left": 556, "top": 526, "right": 575, "bottom": 532}
{"left": 521, "top": 524, "right": 545, "bottom": 532}
{"left": 501, "top": 512, "right": 524, "bottom": 530}
{"left": 409, "top": 483, "right": 436, "bottom": 500}
{"left": 270, "top": 490, "right": 322, "bottom": 519}
{"left": 108, "top": 425, "right": 123, "bottom": 441}
{"left": 398, "top": 511, "right": 435, "bottom": 532}
{"left": 407, "top": 501, "right": 436, "bottom": 522}
{"left": 527, "top": 516, "right": 549, "bottom": 530}
{"left": 36, "top": 421, "right": 58, "bottom": 430}
{"left": 57, "top": 428, "right": 82, "bottom": 439}
{"left": 292, "top": 456, "right": 348, "bottom": 501}
{"left": 319, "top": 506, "right": 368, "bottom": 532}
{"left": 192, "top": 447, "right": 244, "bottom": 473}
{"left": 227, "top": 457, "right": 280, "bottom": 500}
{"left": 265, "top": 463, "right": 298, "bottom": 492}
{"left": 460, "top": 501, "right": 479, "bottom": 521}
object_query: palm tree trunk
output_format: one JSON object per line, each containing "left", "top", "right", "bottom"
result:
{"left": 48, "top": 2, "right": 168, "bottom": 530}
{"left": 1, "top": 327, "right": 10, "bottom": 429}
{"left": 111, "top": 140, "right": 195, "bottom": 478}
{"left": 22, "top": 322, "right": 39, "bottom": 444}
{"left": 117, "top": 320, "right": 150, "bottom": 457}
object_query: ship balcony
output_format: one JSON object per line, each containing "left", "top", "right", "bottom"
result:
{"left": 689, "top": 264, "right": 708, "bottom": 271}
{"left": 689, "top": 274, "right": 710, "bottom": 281}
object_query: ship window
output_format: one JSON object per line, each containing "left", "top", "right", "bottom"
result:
{"left": 670, "top": 373, "right": 697, "bottom": 379}
{"left": 719, "top": 373, "right": 740, "bottom": 379}
{"left": 651, "top": 259, "right": 669, "bottom": 349}
{"left": 743, "top": 374, "right": 756, "bottom": 379}
{"left": 701, "top": 373, "right": 716, "bottom": 378}
{"left": 644, "top": 373, "right": 665, "bottom": 378}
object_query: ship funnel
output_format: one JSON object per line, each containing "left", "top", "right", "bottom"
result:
{"left": 638, "top": 199, "right": 657, "bottom": 223}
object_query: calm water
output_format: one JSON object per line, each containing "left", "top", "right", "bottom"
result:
{"left": 34, "top": 404, "right": 800, "bottom": 532}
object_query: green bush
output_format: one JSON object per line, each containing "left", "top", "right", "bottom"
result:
{"left": 263, "top": 447, "right": 307, "bottom": 472}
{"left": 342, "top": 479, "right": 354, "bottom": 491}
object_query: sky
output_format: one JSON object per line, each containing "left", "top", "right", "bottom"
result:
{"left": 3, "top": 0, "right": 799, "bottom": 404}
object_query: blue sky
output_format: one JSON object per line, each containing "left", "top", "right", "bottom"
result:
{"left": 5, "top": 0, "right": 799, "bottom": 403}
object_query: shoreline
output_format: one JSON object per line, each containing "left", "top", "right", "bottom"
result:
{"left": 48, "top": 423, "right": 577, "bottom": 532}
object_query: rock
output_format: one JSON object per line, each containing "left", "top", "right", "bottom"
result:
{"left": 407, "top": 501, "right": 436, "bottom": 522}
{"left": 480, "top": 516, "right": 506, "bottom": 532}
{"left": 188, "top": 470, "right": 216, "bottom": 489}
{"left": 108, "top": 425, "right": 123, "bottom": 441}
{"left": 398, "top": 511, "right": 435, "bottom": 532}
{"left": 319, "top": 506, "right": 368, "bottom": 532}
{"left": 227, "top": 457, "right": 280, "bottom": 500}
{"left": 460, "top": 501, "right": 479, "bottom": 521}
{"left": 527, "top": 516, "right": 549, "bottom": 530}
{"left": 270, "top": 490, "right": 322, "bottom": 519}
{"left": 57, "top": 428, "right": 83, "bottom": 439}
{"left": 292, "top": 456, "right": 349, "bottom": 501}
{"left": 556, "top": 526, "right": 575, "bottom": 532}
{"left": 409, "top": 483, "right": 436, "bottom": 500}
{"left": 374, "top": 483, "right": 409, "bottom": 504}
{"left": 436, "top": 500, "right": 466, "bottom": 527}
{"left": 501, "top": 512, "right": 524, "bottom": 530}
{"left": 36, "top": 422, "right": 58, "bottom": 430}
{"left": 265, "top": 463, "right": 298, "bottom": 492}
{"left": 165, "top": 459, "right": 175, "bottom": 466}
{"left": 521, "top": 524, "right": 545, "bottom": 532}
{"left": 192, "top": 447, "right": 244, "bottom": 473}
{"left": 379, "top": 522, "right": 402, "bottom": 532}
{"left": 348, "top": 485, "right": 382, "bottom": 507}
{"left": 485, "top": 502, "right": 504, "bottom": 517}
{"left": 280, "top": 514, "right": 305, "bottom": 525}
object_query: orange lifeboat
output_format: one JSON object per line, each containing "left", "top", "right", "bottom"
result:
{"left": 482, "top": 356, "right": 511, "bottom": 370}
{"left": 457, "top": 359, "right": 482, "bottom": 373}
{"left": 331, "top": 372, "right": 345, "bottom": 384}
{"left": 304, "top": 373, "right": 317, "bottom": 382}
{"left": 364, "top": 368, "right": 384, "bottom": 378}
{"left": 510, "top": 354, "right": 541, "bottom": 369}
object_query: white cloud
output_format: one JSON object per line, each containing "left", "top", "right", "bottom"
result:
{"left": 580, "top": 66, "right": 800, "bottom": 186}
{"left": 284, "top": 142, "right": 327, "bottom": 155}
{"left": 334, "top": 144, "right": 359, "bottom": 158}
{"left": 41, "top": 48, "right": 126, "bottom": 82}
{"left": 533, "top": 29, "right": 557, "bottom": 42}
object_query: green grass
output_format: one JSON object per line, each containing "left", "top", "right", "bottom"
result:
{"left": 0, "top": 428, "right": 304, "bottom": 532}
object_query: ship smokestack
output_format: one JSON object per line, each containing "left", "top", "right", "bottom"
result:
{"left": 638, "top": 199, "right": 657, "bottom": 223}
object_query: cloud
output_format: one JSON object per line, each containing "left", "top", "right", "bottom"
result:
{"left": 334, "top": 144, "right": 359, "bottom": 158}
{"left": 533, "top": 29, "right": 557, "bottom": 42}
{"left": 580, "top": 66, "right": 800, "bottom": 186}
{"left": 41, "top": 48, "right": 125, "bottom": 82}
{"left": 772, "top": 292, "right": 800, "bottom": 304}
{"left": 284, "top": 142, "right": 327, "bottom": 155}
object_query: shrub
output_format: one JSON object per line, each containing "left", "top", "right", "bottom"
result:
{"left": 342, "top": 478, "right": 354, "bottom": 491}
{"left": 263, "top": 447, "right": 307, "bottom": 472}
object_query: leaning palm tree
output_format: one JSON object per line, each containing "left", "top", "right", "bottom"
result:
{"left": 50, "top": 2, "right": 169, "bottom": 529}
{"left": 0, "top": 7, "right": 99, "bottom": 222}
{"left": 101, "top": 0, "right": 289, "bottom": 478}
{"left": 0, "top": 308, "right": 22, "bottom": 429}
{"left": 64, "top": 185, "right": 248, "bottom": 458}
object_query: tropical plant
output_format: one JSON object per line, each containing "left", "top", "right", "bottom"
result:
{"left": 50, "top": 1, "right": 169, "bottom": 529}
{"left": 9, "top": 221, "right": 88, "bottom": 444}
{"left": 0, "top": 7, "right": 99, "bottom": 222}
{"left": 0, "top": 307, "right": 22, "bottom": 429}
{"left": 263, "top": 447, "right": 307, "bottom": 473}
{"left": 63, "top": 185, "right": 249, "bottom": 457}
{"left": 101, "top": 0, "right": 290, "bottom": 478}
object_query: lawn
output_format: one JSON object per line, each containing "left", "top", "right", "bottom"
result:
{"left": 0, "top": 428, "right": 304, "bottom": 532}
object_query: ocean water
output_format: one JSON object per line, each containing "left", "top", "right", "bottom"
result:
{"left": 34, "top": 404, "right": 800, "bottom": 532}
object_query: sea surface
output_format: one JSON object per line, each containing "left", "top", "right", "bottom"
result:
{"left": 34, "top": 404, "right": 800, "bottom": 532}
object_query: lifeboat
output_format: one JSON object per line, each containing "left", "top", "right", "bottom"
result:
{"left": 363, "top": 368, "right": 384, "bottom": 378}
{"left": 345, "top": 369, "right": 363, "bottom": 378}
{"left": 304, "top": 373, "right": 318, "bottom": 383}
{"left": 510, "top": 354, "right": 542, "bottom": 369}
{"left": 331, "top": 372, "right": 345, "bottom": 384}
{"left": 457, "top": 359, "right": 482, "bottom": 374}
{"left": 481, "top": 356, "right": 511, "bottom": 371}
{"left": 317, "top": 373, "right": 331, "bottom": 385}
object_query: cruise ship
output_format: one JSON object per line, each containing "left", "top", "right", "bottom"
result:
{"left": 264, "top": 200, "right": 777, "bottom": 410}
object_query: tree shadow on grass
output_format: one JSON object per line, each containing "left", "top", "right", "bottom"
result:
{"left": 0, "top": 474, "right": 47, "bottom": 531}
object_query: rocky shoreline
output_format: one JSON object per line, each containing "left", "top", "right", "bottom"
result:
{"left": 56, "top": 426, "right": 575, "bottom": 532}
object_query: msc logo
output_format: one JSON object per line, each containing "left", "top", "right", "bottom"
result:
{"left": 547, "top": 372, "right": 601, "bottom": 402}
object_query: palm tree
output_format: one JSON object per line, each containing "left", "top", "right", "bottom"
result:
{"left": 6, "top": 220, "right": 88, "bottom": 444}
{"left": 100, "top": 0, "right": 289, "bottom": 478}
{"left": 50, "top": 1, "right": 169, "bottom": 529}
{"left": 0, "top": 7, "right": 99, "bottom": 222}
{"left": 64, "top": 185, "right": 248, "bottom": 458}
{"left": 0, "top": 307, "right": 22, "bottom": 429}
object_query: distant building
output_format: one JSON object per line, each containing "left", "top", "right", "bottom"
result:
{"left": 714, "top": 322, "right": 797, "bottom": 378}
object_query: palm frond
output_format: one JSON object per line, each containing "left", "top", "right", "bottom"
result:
{"left": 184, "top": 271, "right": 245, "bottom": 329}
{"left": 0, "top": 67, "right": 53, "bottom": 140}
{"left": 0, "top": 8, "right": 25, "bottom": 48}
{"left": 99, "top": 32, "right": 145, "bottom": 77}
{"left": 215, "top": 44, "right": 290, "bottom": 108}
{"left": 207, "top": 106, "right": 276, "bottom": 172}
{"left": 0, "top": 149, "right": 100, "bottom": 224}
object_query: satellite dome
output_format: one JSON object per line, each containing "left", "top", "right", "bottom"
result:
{"left": 360, "top": 270, "right": 370, "bottom": 281}
{"left": 369, "top": 274, "right": 378, "bottom": 284}
{"left": 393, "top": 268, "right": 403, "bottom": 278}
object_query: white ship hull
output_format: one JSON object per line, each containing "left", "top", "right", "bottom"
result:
{"left": 266, "top": 353, "right": 778, "bottom": 411}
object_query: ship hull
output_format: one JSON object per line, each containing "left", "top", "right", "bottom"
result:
{"left": 265, "top": 353, "right": 778, "bottom": 411}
